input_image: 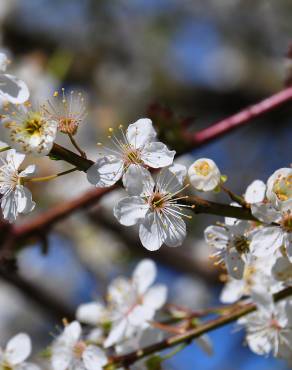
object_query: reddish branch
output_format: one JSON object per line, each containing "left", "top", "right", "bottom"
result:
{"left": 186, "top": 86, "right": 292, "bottom": 144}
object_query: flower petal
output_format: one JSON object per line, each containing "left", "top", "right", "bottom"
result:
{"left": 87, "top": 156, "right": 123, "bottom": 187}
{"left": 126, "top": 118, "right": 156, "bottom": 148}
{"left": 6, "top": 149, "right": 25, "bottom": 170}
{"left": 1, "top": 191, "right": 17, "bottom": 222}
{"left": 128, "top": 305, "right": 154, "bottom": 326}
{"left": 0, "top": 74, "right": 29, "bottom": 104}
{"left": 225, "top": 249, "right": 245, "bottom": 279}
{"left": 19, "top": 165, "right": 36, "bottom": 178}
{"left": 163, "top": 212, "right": 186, "bottom": 248}
{"left": 114, "top": 196, "right": 149, "bottom": 226}
{"left": 250, "top": 227, "right": 283, "bottom": 256}
{"left": 5, "top": 333, "right": 31, "bottom": 365}
{"left": 244, "top": 180, "right": 266, "bottom": 203}
{"left": 251, "top": 203, "right": 280, "bottom": 223}
{"left": 15, "top": 185, "right": 36, "bottom": 214}
{"left": 141, "top": 141, "right": 175, "bottom": 168}
{"left": 104, "top": 319, "right": 127, "bottom": 348}
{"left": 76, "top": 302, "right": 106, "bottom": 326}
{"left": 143, "top": 285, "right": 167, "bottom": 310}
{"left": 122, "top": 165, "right": 154, "bottom": 196}
{"left": 132, "top": 259, "right": 156, "bottom": 295}
{"left": 82, "top": 345, "right": 107, "bottom": 370}
{"left": 139, "top": 212, "right": 166, "bottom": 251}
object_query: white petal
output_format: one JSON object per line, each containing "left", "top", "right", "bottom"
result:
{"left": 141, "top": 142, "right": 175, "bottom": 168}
{"left": 250, "top": 227, "right": 284, "bottom": 257}
{"left": 143, "top": 285, "right": 167, "bottom": 310}
{"left": 0, "top": 53, "right": 9, "bottom": 72}
{"left": 167, "top": 163, "right": 187, "bottom": 184}
{"left": 19, "top": 165, "right": 36, "bottom": 177}
{"left": 139, "top": 212, "right": 166, "bottom": 251}
{"left": 1, "top": 191, "right": 17, "bottom": 222}
{"left": 244, "top": 180, "right": 266, "bottom": 203}
{"left": 220, "top": 280, "right": 245, "bottom": 303}
{"left": 0, "top": 74, "right": 29, "bottom": 104}
{"left": 272, "top": 256, "right": 292, "bottom": 281}
{"left": 114, "top": 196, "right": 149, "bottom": 226}
{"left": 247, "top": 332, "right": 272, "bottom": 355}
{"left": 156, "top": 167, "right": 183, "bottom": 194}
{"left": 5, "top": 333, "right": 31, "bottom": 365}
{"left": 251, "top": 203, "right": 280, "bottom": 223}
{"left": 15, "top": 185, "right": 35, "bottom": 214}
{"left": 61, "top": 321, "right": 82, "bottom": 346}
{"left": 51, "top": 345, "right": 72, "bottom": 370}
{"left": 82, "top": 346, "right": 107, "bottom": 370}
{"left": 126, "top": 118, "right": 156, "bottom": 148}
{"left": 128, "top": 305, "right": 154, "bottom": 326}
{"left": 76, "top": 302, "right": 106, "bottom": 326}
{"left": 6, "top": 150, "right": 25, "bottom": 170}
{"left": 104, "top": 319, "right": 127, "bottom": 348}
{"left": 204, "top": 225, "right": 229, "bottom": 248}
{"left": 87, "top": 156, "right": 123, "bottom": 187}
{"left": 225, "top": 249, "right": 245, "bottom": 279}
{"left": 132, "top": 259, "right": 157, "bottom": 295}
{"left": 163, "top": 212, "right": 186, "bottom": 248}
{"left": 122, "top": 165, "right": 154, "bottom": 196}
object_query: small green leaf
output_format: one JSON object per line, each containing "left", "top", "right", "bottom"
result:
{"left": 145, "top": 355, "right": 163, "bottom": 370}
{"left": 220, "top": 174, "right": 228, "bottom": 183}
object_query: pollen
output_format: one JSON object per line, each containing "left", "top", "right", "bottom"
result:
{"left": 194, "top": 160, "right": 211, "bottom": 176}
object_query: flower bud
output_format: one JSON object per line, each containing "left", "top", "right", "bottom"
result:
{"left": 188, "top": 158, "right": 221, "bottom": 191}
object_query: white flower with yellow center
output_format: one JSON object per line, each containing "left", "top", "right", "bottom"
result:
{"left": 42, "top": 89, "right": 87, "bottom": 135}
{"left": 188, "top": 158, "right": 221, "bottom": 191}
{"left": 114, "top": 164, "right": 191, "bottom": 250}
{"left": 0, "top": 150, "right": 35, "bottom": 222}
{"left": 86, "top": 118, "right": 175, "bottom": 189}
{"left": 266, "top": 168, "right": 292, "bottom": 212}
{"left": 1, "top": 103, "right": 58, "bottom": 156}
{"left": 0, "top": 333, "right": 40, "bottom": 370}
{"left": 0, "top": 52, "right": 29, "bottom": 104}
{"left": 51, "top": 321, "right": 107, "bottom": 370}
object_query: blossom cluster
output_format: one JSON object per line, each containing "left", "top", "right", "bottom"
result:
{"left": 0, "top": 50, "right": 292, "bottom": 367}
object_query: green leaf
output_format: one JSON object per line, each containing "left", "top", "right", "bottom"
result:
{"left": 145, "top": 355, "right": 163, "bottom": 370}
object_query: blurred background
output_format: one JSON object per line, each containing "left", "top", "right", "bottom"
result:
{"left": 0, "top": 0, "right": 291, "bottom": 369}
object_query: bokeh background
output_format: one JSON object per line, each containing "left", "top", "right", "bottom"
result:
{"left": 0, "top": 0, "right": 292, "bottom": 369}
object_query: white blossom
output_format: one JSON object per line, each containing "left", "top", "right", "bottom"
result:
{"left": 76, "top": 260, "right": 167, "bottom": 349}
{"left": 51, "top": 321, "right": 107, "bottom": 370}
{"left": 205, "top": 220, "right": 255, "bottom": 279}
{"left": 266, "top": 168, "right": 292, "bottom": 212}
{"left": 114, "top": 164, "right": 190, "bottom": 250}
{"left": 238, "top": 298, "right": 292, "bottom": 359}
{"left": 87, "top": 118, "right": 175, "bottom": 189}
{"left": 42, "top": 89, "right": 87, "bottom": 135}
{"left": 0, "top": 333, "right": 40, "bottom": 370}
{"left": 0, "top": 52, "right": 29, "bottom": 104}
{"left": 0, "top": 149, "right": 35, "bottom": 222}
{"left": 1, "top": 104, "right": 57, "bottom": 156}
{"left": 188, "top": 158, "right": 221, "bottom": 191}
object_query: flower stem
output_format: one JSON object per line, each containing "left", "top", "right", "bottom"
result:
{"left": 220, "top": 184, "right": 248, "bottom": 207}
{"left": 28, "top": 167, "right": 78, "bottom": 183}
{"left": 0, "top": 146, "right": 11, "bottom": 153}
{"left": 68, "top": 133, "right": 87, "bottom": 158}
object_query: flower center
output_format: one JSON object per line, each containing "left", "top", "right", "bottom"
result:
{"left": 149, "top": 192, "right": 166, "bottom": 210}
{"left": 281, "top": 212, "right": 292, "bottom": 232}
{"left": 269, "top": 317, "right": 282, "bottom": 331}
{"left": 194, "top": 161, "right": 211, "bottom": 176}
{"left": 233, "top": 235, "right": 250, "bottom": 254}
{"left": 273, "top": 174, "right": 292, "bottom": 202}
{"left": 59, "top": 117, "right": 78, "bottom": 135}
{"left": 24, "top": 113, "right": 43, "bottom": 135}
{"left": 73, "top": 341, "right": 87, "bottom": 358}
{"left": 123, "top": 145, "right": 142, "bottom": 166}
